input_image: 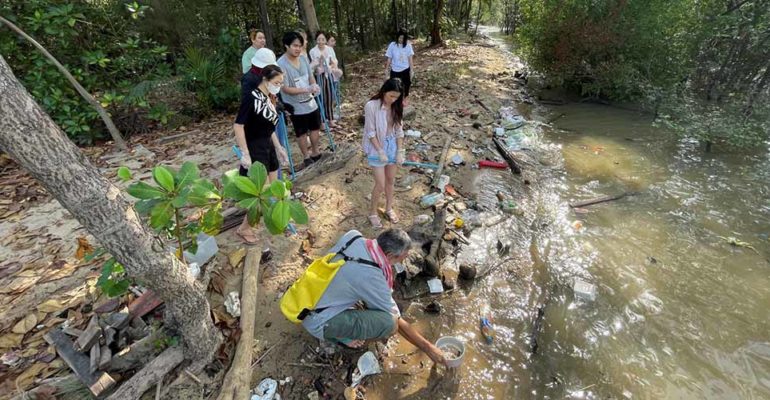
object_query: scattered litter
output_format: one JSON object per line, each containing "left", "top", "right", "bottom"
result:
{"left": 183, "top": 233, "right": 218, "bottom": 266}
{"left": 405, "top": 129, "right": 422, "bottom": 138}
{"left": 351, "top": 351, "right": 382, "bottom": 387}
{"left": 188, "top": 262, "right": 200, "bottom": 279}
{"left": 279, "top": 376, "right": 292, "bottom": 385}
{"left": 224, "top": 291, "right": 241, "bottom": 318}
{"left": 251, "top": 378, "right": 278, "bottom": 400}
{"left": 1, "top": 351, "right": 22, "bottom": 368}
{"left": 502, "top": 115, "right": 526, "bottom": 130}
{"left": 451, "top": 154, "right": 464, "bottom": 165}
{"left": 472, "top": 147, "right": 486, "bottom": 155}
{"left": 414, "top": 143, "right": 431, "bottom": 153}
{"left": 494, "top": 127, "right": 505, "bottom": 136}
{"left": 444, "top": 184, "right": 459, "bottom": 197}
{"left": 453, "top": 218, "right": 464, "bottom": 229}
{"left": 572, "top": 220, "right": 584, "bottom": 230}
{"left": 413, "top": 214, "right": 432, "bottom": 225}
{"left": 573, "top": 278, "right": 597, "bottom": 301}
{"left": 437, "top": 175, "right": 450, "bottom": 193}
{"left": 424, "top": 300, "right": 442, "bottom": 314}
{"left": 420, "top": 193, "right": 445, "bottom": 208}
{"left": 307, "top": 392, "right": 319, "bottom": 400}
{"left": 427, "top": 278, "right": 444, "bottom": 294}
{"left": 479, "top": 304, "right": 495, "bottom": 344}
{"left": 479, "top": 160, "right": 509, "bottom": 169}
{"left": 394, "top": 263, "right": 405, "bottom": 274}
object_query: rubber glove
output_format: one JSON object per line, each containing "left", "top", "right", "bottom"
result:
{"left": 276, "top": 146, "right": 289, "bottom": 166}
{"left": 378, "top": 150, "right": 388, "bottom": 163}
{"left": 240, "top": 151, "right": 252, "bottom": 169}
{"left": 396, "top": 149, "right": 405, "bottom": 166}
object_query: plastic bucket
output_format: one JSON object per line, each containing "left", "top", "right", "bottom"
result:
{"left": 435, "top": 336, "right": 465, "bottom": 368}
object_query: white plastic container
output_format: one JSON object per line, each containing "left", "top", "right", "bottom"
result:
{"left": 435, "top": 336, "right": 465, "bottom": 368}
{"left": 573, "top": 278, "right": 597, "bottom": 301}
{"left": 184, "top": 233, "right": 218, "bottom": 266}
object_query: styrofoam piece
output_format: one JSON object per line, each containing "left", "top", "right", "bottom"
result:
{"left": 573, "top": 278, "right": 597, "bottom": 301}
{"left": 427, "top": 278, "right": 444, "bottom": 294}
{"left": 183, "top": 233, "right": 218, "bottom": 266}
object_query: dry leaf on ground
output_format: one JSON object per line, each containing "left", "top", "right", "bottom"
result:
{"left": 11, "top": 314, "right": 37, "bottom": 334}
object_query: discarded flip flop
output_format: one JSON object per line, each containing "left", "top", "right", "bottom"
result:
{"left": 385, "top": 209, "right": 400, "bottom": 224}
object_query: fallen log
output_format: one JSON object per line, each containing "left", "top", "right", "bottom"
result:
{"left": 294, "top": 144, "right": 357, "bottom": 186}
{"left": 431, "top": 137, "right": 453, "bottom": 190}
{"left": 492, "top": 137, "right": 522, "bottom": 174}
{"left": 44, "top": 328, "right": 116, "bottom": 397}
{"left": 75, "top": 315, "right": 102, "bottom": 352}
{"left": 216, "top": 248, "right": 261, "bottom": 400}
{"left": 105, "top": 346, "right": 184, "bottom": 400}
{"left": 568, "top": 192, "right": 630, "bottom": 208}
{"left": 108, "top": 328, "right": 165, "bottom": 372}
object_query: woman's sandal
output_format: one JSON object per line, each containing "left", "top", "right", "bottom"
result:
{"left": 385, "top": 209, "right": 400, "bottom": 224}
{"left": 235, "top": 227, "right": 259, "bottom": 244}
{"left": 368, "top": 215, "right": 383, "bottom": 229}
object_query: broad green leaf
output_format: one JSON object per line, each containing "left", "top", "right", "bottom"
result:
{"left": 223, "top": 182, "right": 253, "bottom": 202}
{"left": 262, "top": 205, "right": 282, "bottom": 234}
{"left": 269, "top": 180, "right": 287, "bottom": 199}
{"left": 117, "top": 166, "right": 132, "bottom": 182}
{"left": 135, "top": 198, "right": 162, "bottom": 215}
{"left": 127, "top": 181, "right": 166, "bottom": 200}
{"left": 84, "top": 248, "right": 106, "bottom": 262}
{"left": 222, "top": 169, "right": 240, "bottom": 188}
{"left": 153, "top": 166, "right": 175, "bottom": 192}
{"left": 247, "top": 161, "right": 268, "bottom": 191}
{"left": 176, "top": 162, "right": 200, "bottom": 189}
{"left": 232, "top": 176, "right": 259, "bottom": 196}
{"left": 271, "top": 200, "right": 291, "bottom": 231}
{"left": 171, "top": 186, "right": 191, "bottom": 208}
{"left": 149, "top": 201, "right": 173, "bottom": 229}
{"left": 102, "top": 279, "right": 130, "bottom": 297}
{"left": 247, "top": 206, "right": 260, "bottom": 226}
{"left": 201, "top": 206, "right": 223, "bottom": 235}
{"left": 97, "top": 258, "right": 117, "bottom": 286}
{"left": 237, "top": 198, "right": 259, "bottom": 209}
{"left": 288, "top": 200, "right": 309, "bottom": 225}
{"left": 188, "top": 180, "right": 221, "bottom": 206}
{"left": 285, "top": 179, "right": 293, "bottom": 191}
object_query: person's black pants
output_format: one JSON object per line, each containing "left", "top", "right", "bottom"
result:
{"left": 390, "top": 68, "right": 411, "bottom": 97}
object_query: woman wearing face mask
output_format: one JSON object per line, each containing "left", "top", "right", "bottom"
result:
{"left": 233, "top": 65, "right": 290, "bottom": 243}
{"left": 241, "top": 29, "right": 267, "bottom": 74}
{"left": 309, "top": 31, "right": 339, "bottom": 129}
{"left": 363, "top": 78, "right": 405, "bottom": 229}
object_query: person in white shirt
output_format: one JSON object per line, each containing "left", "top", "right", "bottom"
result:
{"left": 385, "top": 30, "right": 415, "bottom": 105}
{"left": 309, "top": 31, "right": 340, "bottom": 128}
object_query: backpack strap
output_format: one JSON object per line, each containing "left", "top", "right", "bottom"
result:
{"left": 336, "top": 235, "right": 380, "bottom": 268}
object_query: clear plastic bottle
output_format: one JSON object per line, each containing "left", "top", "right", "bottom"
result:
{"left": 479, "top": 303, "right": 495, "bottom": 344}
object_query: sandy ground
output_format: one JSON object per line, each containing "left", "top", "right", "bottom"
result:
{"left": 0, "top": 32, "right": 534, "bottom": 399}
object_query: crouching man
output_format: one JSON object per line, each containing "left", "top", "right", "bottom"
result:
{"left": 301, "top": 229, "right": 446, "bottom": 366}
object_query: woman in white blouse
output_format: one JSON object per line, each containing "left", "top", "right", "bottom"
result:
{"left": 309, "top": 31, "right": 339, "bottom": 128}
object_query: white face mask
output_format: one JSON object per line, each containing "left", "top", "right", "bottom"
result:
{"left": 268, "top": 83, "right": 281, "bottom": 95}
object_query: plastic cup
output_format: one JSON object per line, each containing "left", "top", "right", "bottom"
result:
{"left": 435, "top": 336, "right": 465, "bottom": 368}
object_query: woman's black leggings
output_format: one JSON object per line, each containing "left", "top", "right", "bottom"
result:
{"left": 390, "top": 68, "right": 411, "bottom": 97}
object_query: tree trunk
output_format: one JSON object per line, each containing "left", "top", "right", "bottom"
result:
{"left": 0, "top": 55, "right": 221, "bottom": 362}
{"left": 0, "top": 16, "right": 127, "bottom": 150}
{"left": 430, "top": 0, "right": 445, "bottom": 46}
{"left": 300, "top": 0, "right": 320, "bottom": 37}
{"left": 392, "top": 0, "right": 399, "bottom": 32}
{"left": 258, "top": 0, "right": 274, "bottom": 50}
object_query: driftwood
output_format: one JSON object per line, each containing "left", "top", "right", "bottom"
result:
{"left": 128, "top": 289, "right": 163, "bottom": 321}
{"left": 216, "top": 248, "right": 261, "bottom": 400}
{"left": 105, "top": 346, "right": 184, "bottom": 400}
{"left": 294, "top": 144, "right": 357, "bottom": 186}
{"left": 493, "top": 137, "right": 522, "bottom": 174}
{"left": 9, "top": 375, "right": 81, "bottom": 400}
{"left": 108, "top": 328, "right": 165, "bottom": 372}
{"left": 569, "top": 192, "right": 631, "bottom": 208}
{"left": 44, "top": 328, "right": 116, "bottom": 397}
{"left": 431, "top": 137, "right": 453, "bottom": 189}
{"left": 75, "top": 315, "right": 102, "bottom": 352}
{"left": 423, "top": 207, "right": 447, "bottom": 277}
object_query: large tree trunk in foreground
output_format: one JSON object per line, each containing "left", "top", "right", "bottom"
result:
{"left": 0, "top": 55, "right": 221, "bottom": 362}
{"left": 430, "top": 0, "right": 445, "bottom": 46}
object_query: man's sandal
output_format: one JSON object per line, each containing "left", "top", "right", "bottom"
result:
{"left": 368, "top": 215, "right": 383, "bottom": 229}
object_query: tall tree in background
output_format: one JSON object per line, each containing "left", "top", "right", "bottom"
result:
{"left": 431, "top": 0, "right": 445, "bottom": 46}
{"left": 258, "top": 0, "right": 274, "bottom": 48}
{"left": 301, "top": 0, "right": 320, "bottom": 36}
{"left": 0, "top": 54, "right": 222, "bottom": 362}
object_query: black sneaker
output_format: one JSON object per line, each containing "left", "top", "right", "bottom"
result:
{"left": 311, "top": 153, "right": 323, "bottom": 162}
{"left": 303, "top": 158, "right": 314, "bottom": 167}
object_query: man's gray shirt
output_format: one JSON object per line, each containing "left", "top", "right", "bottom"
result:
{"left": 277, "top": 54, "right": 318, "bottom": 116}
{"left": 301, "top": 230, "right": 399, "bottom": 339}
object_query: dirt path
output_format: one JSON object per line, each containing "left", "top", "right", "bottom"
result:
{"left": 0, "top": 32, "right": 533, "bottom": 399}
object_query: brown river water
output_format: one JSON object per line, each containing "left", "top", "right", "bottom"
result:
{"left": 366, "top": 29, "right": 770, "bottom": 400}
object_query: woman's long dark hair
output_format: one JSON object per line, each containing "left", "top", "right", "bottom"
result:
{"left": 395, "top": 30, "right": 408, "bottom": 48}
{"left": 370, "top": 78, "right": 404, "bottom": 125}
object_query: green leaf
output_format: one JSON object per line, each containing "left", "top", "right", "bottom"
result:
{"left": 135, "top": 199, "right": 163, "bottom": 215}
{"left": 271, "top": 200, "right": 291, "bottom": 231}
{"left": 188, "top": 180, "right": 221, "bottom": 206}
{"left": 171, "top": 186, "right": 191, "bottom": 208}
{"left": 262, "top": 205, "right": 282, "bottom": 234}
{"left": 269, "top": 180, "right": 288, "bottom": 199}
{"left": 247, "top": 206, "right": 260, "bottom": 226}
{"left": 102, "top": 279, "right": 130, "bottom": 297}
{"left": 127, "top": 181, "right": 166, "bottom": 200}
{"left": 84, "top": 248, "right": 106, "bottom": 262}
{"left": 288, "top": 200, "right": 309, "bottom": 224}
{"left": 221, "top": 169, "right": 240, "bottom": 188}
{"left": 236, "top": 198, "right": 259, "bottom": 209}
{"left": 201, "top": 206, "right": 223, "bottom": 235}
{"left": 149, "top": 201, "right": 173, "bottom": 229}
{"left": 176, "top": 162, "right": 200, "bottom": 189}
{"left": 97, "top": 258, "right": 117, "bottom": 286}
{"left": 117, "top": 166, "right": 132, "bottom": 182}
{"left": 285, "top": 179, "right": 293, "bottom": 191}
{"left": 247, "top": 161, "right": 268, "bottom": 191}
{"left": 223, "top": 181, "right": 253, "bottom": 202}
{"left": 153, "top": 166, "right": 175, "bottom": 192}
{"left": 232, "top": 176, "right": 259, "bottom": 196}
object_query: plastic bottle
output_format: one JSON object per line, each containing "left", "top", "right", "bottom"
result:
{"left": 479, "top": 303, "right": 495, "bottom": 344}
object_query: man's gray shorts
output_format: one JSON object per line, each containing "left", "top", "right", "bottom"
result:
{"left": 322, "top": 309, "right": 396, "bottom": 341}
